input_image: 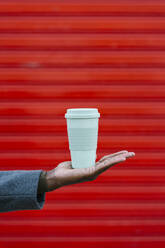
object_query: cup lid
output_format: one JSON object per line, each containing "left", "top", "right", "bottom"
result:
{"left": 65, "top": 108, "right": 100, "bottom": 119}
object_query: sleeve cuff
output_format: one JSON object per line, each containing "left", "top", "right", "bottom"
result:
{"left": 33, "top": 170, "right": 46, "bottom": 210}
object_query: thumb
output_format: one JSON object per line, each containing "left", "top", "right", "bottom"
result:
{"left": 58, "top": 161, "right": 72, "bottom": 169}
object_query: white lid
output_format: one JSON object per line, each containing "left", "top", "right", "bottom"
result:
{"left": 65, "top": 108, "right": 100, "bottom": 119}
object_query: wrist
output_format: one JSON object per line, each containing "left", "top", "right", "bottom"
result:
{"left": 45, "top": 169, "right": 62, "bottom": 191}
{"left": 37, "top": 170, "right": 49, "bottom": 194}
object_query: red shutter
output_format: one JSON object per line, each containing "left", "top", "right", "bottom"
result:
{"left": 0, "top": 1, "right": 165, "bottom": 247}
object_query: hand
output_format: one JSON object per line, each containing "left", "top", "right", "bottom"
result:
{"left": 45, "top": 150, "right": 135, "bottom": 192}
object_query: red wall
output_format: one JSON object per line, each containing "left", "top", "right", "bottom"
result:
{"left": 0, "top": 1, "right": 165, "bottom": 247}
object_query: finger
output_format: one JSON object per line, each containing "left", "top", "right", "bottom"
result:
{"left": 103, "top": 151, "right": 134, "bottom": 160}
{"left": 123, "top": 151, "right": 135, "bottom": 159}
{"left": 97, "top": 150, "right": 128, "bottom": 163}
{"left": 94, "top": 155, "right": 127, "bottom": 175}
{"left": 95, "top": 152, "right": 135, "bottom": 176}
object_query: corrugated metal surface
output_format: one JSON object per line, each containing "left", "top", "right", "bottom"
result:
{"left": 0, "top": 0, "right": 165, "bottom": 247}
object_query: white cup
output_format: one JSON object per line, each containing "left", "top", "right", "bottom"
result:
{"left": 65, "top": 108, "right": 100, "bottom": 168}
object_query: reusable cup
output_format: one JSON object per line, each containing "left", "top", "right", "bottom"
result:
{"left": 65, "top": 108, "right": 100, "bottom": 168}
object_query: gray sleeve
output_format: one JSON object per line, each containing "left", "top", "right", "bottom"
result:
{"left": 0, "top": 170, "right": 46, "bottom": 213}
